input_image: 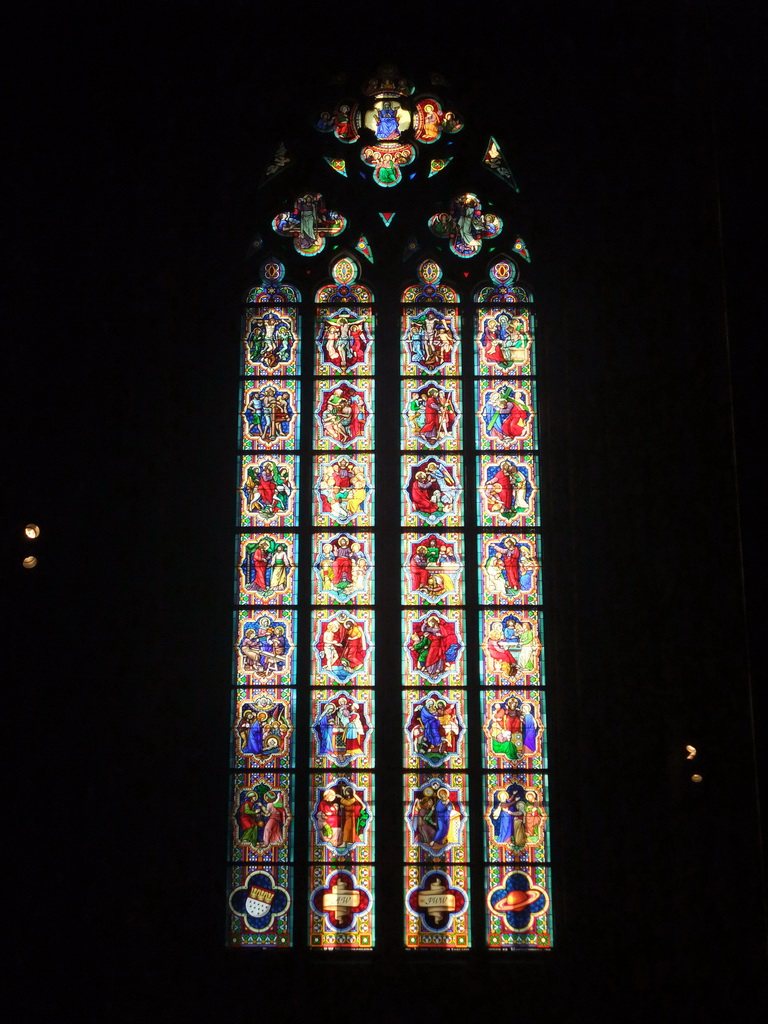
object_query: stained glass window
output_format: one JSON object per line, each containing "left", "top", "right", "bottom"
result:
{"left": 229, "top": 260, "right": 299, "bottom": 947}
{"left": 228, "top": 67, "right": 552, "bottom": 953}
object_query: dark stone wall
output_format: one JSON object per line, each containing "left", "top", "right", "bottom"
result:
{"left": 4, "top": 1, "right": 763, "bottom": 1018}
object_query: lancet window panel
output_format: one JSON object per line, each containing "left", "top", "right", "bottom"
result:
{"left": 404, "top": 864, "right": 471, "bottom": 949}
{"left": 229, "top": 261, "right": 302, "bottom": 950}
{"left": 481, "top": 687, "right": 548, "bottom": 770}
{"left": 314, "top": 454, "right": 375, "bottom": 528}
{"left": 402, "top": 609, "right": 466, "bottom": 688}
{"left": 476, "top": 454, "right": 539, "bottom": 528}
{"left": 403, "top": 688, "right": 468, "bottom": 770}
{"left": 311, "top": 687, "right": 375, "bottom": 771}
{"left": 312, "top": 531, "right": 375, "bottom": 605}
{"left": 314, "top": 259, "right": 375, "bottom": 377}
{"left": 239, "top": 455, "right": 299, "bottom": 527}
{"left": 477, "top": 533, "right": 542, "bottom": 606}
{"left": 400, "top": 305, "right": 462, "bottom": 378}
{"left": 314, "top": 379, "right": 375, "bottom": 451}
{"left": 231, "top": 689, "right": 296, "bottom": 772}
{"left": 310, "top": 771, "right": 375, "bottom": 860}
{"left": 483, "top": 771, "right": 550, "bottom": 865}
{"left": 311, "top": 609, "right": 375, "bottom": 688}
{"left": 230, "top": 770, "right": 294, "bottom": 866}
{"left": 402, "top": 532, "right": 465, "bottom": 606}
{"left": 402, "top": 455, "right": 464, "bottom": 528}
{"left": 237, "top": 534, "right": 298, "bottom": 606}
{"left": 401, "top": 379, "right": 463, "bottom": 451}
{"left": 228, "top": 863, "right": 293, "bottom": 948}
{"left": 235, "top": 609, "right": 297, "bottom": 687}
{"left": 314, "top": 309, "right": 375, "bottom": 377}
{"left": 309, "top": 768, "right": 376, "bottom": 950}
{"left": 474, "top": 307, "right": 536, "bottom": 377}
{"left": 479, "top": 609, "right": 544, "bottom": 688}
{"left": 241, "top": 300, "right": 301, "bottom": 377}
{"left": 239, "top": 380, "right": 300, "bottom": 451}
{"left": 309, "top": 865, "right": 375, "bottom": 949}
{"left": 475, "top": 379, "right": 538, "bottom": 451}
{"left": 485, "top": 864, "right": 553, "bottom": 949}
{"left": 404, "top": 772, "right": 470, "bottom": 865}
{"left": 241, "top": 263, "right": 301, "bottom": 378}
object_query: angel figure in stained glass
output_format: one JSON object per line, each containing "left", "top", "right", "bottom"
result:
{"left": 298, "top": 194, "right": 320, "bottom": 245}
{"left": 361, "top": 142, "right": 416, "bottom": 187}
{"left": 429, "top": 193, "right": 502, "bottom": 258}
{"left": 405, "top": 459, "right": 459, "bottom": 524}
{"left": 457, "top": 195, "right": 480, "bottom": 248}
{"left": 236, "top": 700, "right": 291, "bottom": 760}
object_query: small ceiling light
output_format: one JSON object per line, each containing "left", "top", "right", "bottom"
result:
{"left": 24, "top": 524, "right": 40, "bottom": 539}
{"left": 685, "top": 745, "right": 697, "bottom": 760}
{"left": 22, "top": 555, "right": 38, "bottom": 569}
{"left": 691, "top": 774, "right": 703, "bottom": 783}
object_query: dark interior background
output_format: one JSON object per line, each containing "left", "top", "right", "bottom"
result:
{"left": 4, "top": 0, "right": 765, "bottom": 1018}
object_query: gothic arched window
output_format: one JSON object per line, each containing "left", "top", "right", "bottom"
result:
{"left": 227, "top": 67, "right": 552, "bottom": 952}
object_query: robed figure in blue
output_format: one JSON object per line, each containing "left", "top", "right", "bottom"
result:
{"left": 375, "top": 102, "right": 400, "bottom": 140}
{"left": 243, "top": 715, "right": 264, "bottom": 756}
{"left": 315, "top": 707, "right": 335, "bottom": 756}
{"left": 420, "top": 701, "right": 443, "bottom": 750}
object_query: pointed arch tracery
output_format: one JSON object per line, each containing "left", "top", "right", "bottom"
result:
{"left": 227, "top": 68, "right": 552, "bottom": 953}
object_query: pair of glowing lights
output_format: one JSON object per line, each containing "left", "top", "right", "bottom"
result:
{"left": 22, "top": 523, "right": 40, "bottom": 568}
